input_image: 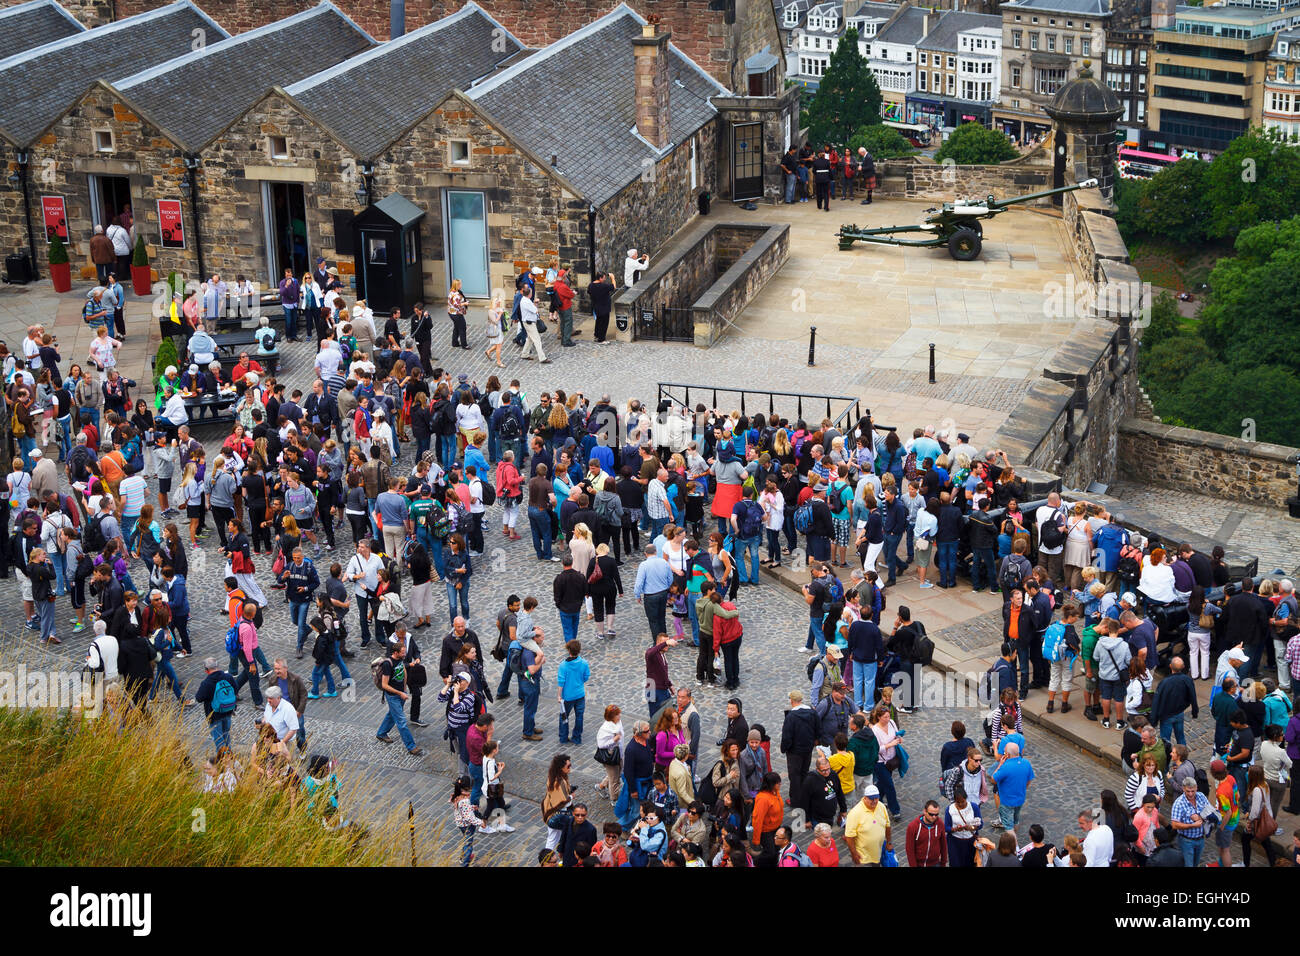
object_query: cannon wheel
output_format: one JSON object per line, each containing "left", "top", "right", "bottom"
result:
{"left": 968, "top": 220, "right": 983, "bottom": 238}
{"left": 947, "top": 227, "right": 982, "bottom": 261}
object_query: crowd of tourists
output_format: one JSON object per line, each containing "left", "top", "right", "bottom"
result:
{"left": 5, "top": 263, "right": 1298, "bottom": 869}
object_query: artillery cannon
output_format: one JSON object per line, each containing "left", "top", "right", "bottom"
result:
{"left": 836, "top": 178, "right": 1098, "bottom": 261}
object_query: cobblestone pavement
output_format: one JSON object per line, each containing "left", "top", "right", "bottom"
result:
{"left": 0, "top": 308, "right": 1250, "bottom": 867}
{"left": 1109, "top": 480, "right": 1300, "bottom": 578}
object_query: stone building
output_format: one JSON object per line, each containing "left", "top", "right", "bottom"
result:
{"left": 1263, "top": 27, "right": 1300, "bottom": 141}
{"left": 992, "top": 0, "right": 1110, "bottom": 142}
{"left": 6, "top": 3, "right": 373, "bottom": 281}
{"left": 0, "top": 1, "right": 227, "bottom": 274}
{"left": 910, "top": 10, "right": 1001, "bottom": 128}
{"left": 0, "top": 0, "right": 84, "bottom": 57}
{"left": 1, "top": 0, "right": 788, "bottom": 94}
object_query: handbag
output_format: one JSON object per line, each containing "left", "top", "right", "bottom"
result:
{"left": 594, "top": 743, "right": 620, "bottom": 765}
{"left": 588, "top": 561, "right": 604, "bottom": 585}
{"left": 546, "top": 805, "right": 574, "bottom": 830}
{"left": 408, "top": 663, "right": 427, "bottom": 688}
{"left": 915, "top": 535, "right": 931, "bottom": 551}
{"left": 536, "top": 318, "right": 548, "bottom": 334}
{"left": 1252, "top": 790, "right": 1277, "bottom": 842}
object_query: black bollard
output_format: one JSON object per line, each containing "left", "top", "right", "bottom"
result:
{"left": 808, "top": 326, "right": 817, "bottom": 367}
{"left": 929, "top": 342, "right": 936, "bottom": 384}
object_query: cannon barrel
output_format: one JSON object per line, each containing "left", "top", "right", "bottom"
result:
{"left": 986, "top": 178, "right": 1098, "bottom": 210}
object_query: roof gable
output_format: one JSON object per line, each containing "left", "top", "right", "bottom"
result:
{"left": 285, "top": 2, "right": 525, "bottom": 160}
{"left": 0, "top": 1, "right": 229, "bottom": 147}
{"left": 113, "top": 2, "right": 373, "bottom": 152}
{"left": 0, "top": 0, "right": 84, "bottom": 59}
{"left": 467, "top": 4, "right": 726, "bottom": 206}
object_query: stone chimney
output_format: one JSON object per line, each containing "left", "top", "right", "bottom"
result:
{"left": 633, "top": 17, "right": 672, "bottom": 150}
{"left": 923, "top": 9, "right": 933, "bottom": 37}
{"left": 1150, "top": 0, "right": 1175, "bottom": 29}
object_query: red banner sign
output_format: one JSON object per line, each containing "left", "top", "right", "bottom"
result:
{"left": 158, "top": 199, "right": 185, "bottom": 250}
{"left": 41, "top": 195, "right": 67, "bottom": 243}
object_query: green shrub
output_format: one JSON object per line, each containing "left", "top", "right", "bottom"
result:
{"left": 933, "top": 123, "right": 1018, "bottom": 166}
{"left": 48, "top": 234, "right": 69, "bottom": 266}
{"left": 848, "top": 124, "right": 916, "bottom": 160}
{"left": 155, "top": 337, "right": 179, "bottom": 387}
{"left": 132, "top": 234, "right": 148, "bottom": 268}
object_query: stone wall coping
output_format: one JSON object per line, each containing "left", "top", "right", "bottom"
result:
{"left": 990, "top": 377, "right": 1074, "bottom": 460}
{"left": 611, "top": 219, "right": 769, "bottom": 309}
{"left": 692, "top": 222, "right": 788, "bottom": 312}
{"left": 1120, "top": 418, "right": 1299, "bottom": 463}
{"left": 1043, "top": 321, "right": 1116, "bottom": 377}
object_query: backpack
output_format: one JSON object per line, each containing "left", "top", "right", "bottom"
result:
{"left": 479, "top": 480, "right": 496, "bottom": 507}
{"left": 1194, "top": 766, "right": 1210, "bottom": 797}
{"left": 1118, "top": 552, "right": 1142, "bottom": 586}
{"left": 497, "top": 410, "right": 521, "bottom": 441}
{"left": 507, "top": 639, "right": 525, "bottom": 676}
{"left": 806, "top": 655, "right": 828, "bottom": 682}
{"left": 998, "top": 556, "right": 1024, "bottom": 594}
{"left": 211, "top": 676, "right": 237, "bottom": 715}
{"left": 1039, "top": 514, "right": 1066, "bottom": 550}
{"left": 224, "top": 623, "right": 242, "bottom": 657}
{"left": 780, "top": 844, "right": 815, "bottom": 867}
{"left": 738, "top": 499, "right": 763, "bottom": 539}
{"left": 429, "top": 508, "right": 454, "bottom": 540}
{"left": 83, "top": 513, "right": 107, "bottom": 552}
{"left": 696, "top": 760, "right": 724, "bottom": 808}
{"left": 826, "top": 574, "right": 844, "bottom": 605}
{"left": 1041, "top": 621, "right": 1068, "bottom": 662}
{"left": 794, "top": 501, "right": 814, "bottom": 535}
{"left": 371, "top": 656, "right": 389, "bottom": 691}
{"left": 10, "top": 407, "right": 24, "bottom": 438}
{"left": 912, "top": 621, "right": 934, "bottom": 666}
{"left": 903, "top": 451, "right": 920, "bottom": 482}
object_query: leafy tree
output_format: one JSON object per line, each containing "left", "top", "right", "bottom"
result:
{"left": 1157, "top": 362, "right": 1300, "bottom": 445}
{"left": 1136, "top": 158, "right": 1207, "bottom": 243}
{"left": 1139, "top": 291, "right": 1183, "bottom": 349}
{"left": 848, "top": 124, "right": 915, "bottom": 159}
{"left": 932, "top": 122, "right": 1018, "bottom": 165}
{"left": 1200, "top": 215, "right": 1300, "bottom": 375}
{"left": 1200, "top": 127, "right": 1300, "bottom": 240}
{"left": 804, "top": 28, "right": 883, "bottom": 147}
{"left": 1114, "top": 176, "right": 1145, "bottom": 241}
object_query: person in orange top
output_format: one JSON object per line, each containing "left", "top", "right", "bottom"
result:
{"left": 97, "top": 447, "right": 127, "bottom": 498}
{"left": 750, "top": 771, "right": 785, "bottom": 861}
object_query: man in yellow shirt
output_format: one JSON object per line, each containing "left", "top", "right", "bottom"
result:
{"left": 829, "top": 733, "right": 856, "bottom": 800}
{"left": 843, "top": 785, "right": 892, "bottom": 865}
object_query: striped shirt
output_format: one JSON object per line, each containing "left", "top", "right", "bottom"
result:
{"left": 1170, "top": 791, "right": 1212, "bottom": 839}
{"left": 324, "top": 371, "right": 347, "bottom": 399}
{"left": 118, "top": 475, "right": 148, "bottom": 517}
{"left": 645, "top": 478, "right": 671, "bottom": 519}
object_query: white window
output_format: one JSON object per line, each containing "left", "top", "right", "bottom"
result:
{"left": 1064, "top": 36, "right": 1073, "bottom": 54}
{"left": 94, "top": 130, "right": 113, "bottom": 153}
{"left": 919, "top": 71, "right": 927, "bottom": 90}
{"left": 1281, "top": 41, "right": 1290, "bottom": 55}
{"left": 1138, "top": 73, "right": 1146, "bottom": 92}
{"left": 1011, "top": 66, "right": 1021, "bottom": 87}
{"left": 946, "top": 73, "right": 955, "bottom": 94}
{"left": 786, "top": 7, "right": 797, "bottom": 25}
{"left": 268, "top": 135, "right": 288, "bottom": 159}
{"left": 1123, "top": 74, "right": 1131, "bottom": 91}
{"left": 1067, "top": 19, "right": 1074, "bottom": 27}
{"left": 1139, "top": 49, "right": 1147, "bottom": 65}
{"left": 1137, "top": 100, "right": 1145, "bottom": 121}
{"left": 449, "top": 139, "right": 471, "bottom": 166}
{"left": 1013, "top": 30, "right": 1022, "bottom": 48}
{"left": 1122, "top": 101, "right": 1130, "bottom": 123}
{"left": 1082, "top": 38, "right": 1090, "bottom": 56}
{"left": 1030, "top": 33, "right": 1039, "bottom": 50}
{"left": 933, "top": 71, "right": 940, "bottom": 90}
{"left": 1049, "top": 18, "right": 1056, "bottom": 25}
{"left": 1278, "top": 64, "right": 1286, "bottom": 80}
{"left": 947, "top": 56, "right": 955, "bottom": 69}
{"left": 920, "top": 52, "right": 927, "bottom": 64}
{"left": 1046, "top": 33, "right": 1055, "bottom": 52}
{"left": 1125, "top": 47, "right": 1132, "bottom": 65}
{"left": 906, "top": 50, "right": 913, "bottom": 61}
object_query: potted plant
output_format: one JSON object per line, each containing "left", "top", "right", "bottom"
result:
{"left": 130, "top": 235, "right": 151, "bottom": 295}
{"left": 47, "top": 234, "right": 71, "bottom": 293}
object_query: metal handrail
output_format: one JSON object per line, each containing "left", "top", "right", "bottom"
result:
{"left": 656, "top": 382, "right": 890, "bottom": 435}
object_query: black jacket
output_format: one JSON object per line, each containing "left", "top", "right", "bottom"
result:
{"left": 439, "top": 628, "right": 482, "bottom": 679}
{"left": 1223, "top": 592, "right": 1270, "bottom": 647}
{"left": 117, "top": 634, "right": 154, "bottom": 689}
{"left": 718, "top": 714, "right": 749, "bottom": 747}
{"left": 968, "top": 510, "right": 998, "bottom": 550}
{"left": 1147, "top": 844, "right": 1185, "bottom": 867}
{"left": 802, "top": 768, "right": 847, "bottom": 821}
{"left": 552, "top": 568, "right": 588, "bottom": 615}
{"left": 808, "top": 498, "right": 833, "bottom": 537}
{"left": 1150, "top": 671, "right": 1199, "bottom": 724}
{"left": 194, "top": 669, "right": 238, "bottom": 722}
{"left": 780, "top": 706, "right": 818, "bottom": 755}
{"left": 108, "top": 604, "right": 144, "bottom": 641}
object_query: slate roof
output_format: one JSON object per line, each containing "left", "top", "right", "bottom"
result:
{"left": 1002, "top": 0, "right": 1110, "bottom": 17}
{"left": 873, "top": 5, "right": 930, "bottom": 45}
{"left": 0, "top": 0, "right": 83, "bottom": 59}
{"left": 285, "top": 2, "right": 524, "bottom": 160}
{"left": 467, "top": 4, "right": 728, "bottom": 206}
{"left": 0, "top": 1, "right": 228, "bottom": 147}
{"left": 115, "top": 2, "right": 373, "bottom": 151}
{"left": 848, "top": 0, "right": 900, "bottom": 19}
{"left": 916, "top": 11, "right": 1001, "bottom": 52}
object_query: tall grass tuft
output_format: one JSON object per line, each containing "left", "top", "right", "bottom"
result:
{"left": 0, "top": 704, "right": 441, "bottom": 866}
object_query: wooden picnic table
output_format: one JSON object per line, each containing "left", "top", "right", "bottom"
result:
{"left": 183, "top": 391, "right": 238, "bottom": 426}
